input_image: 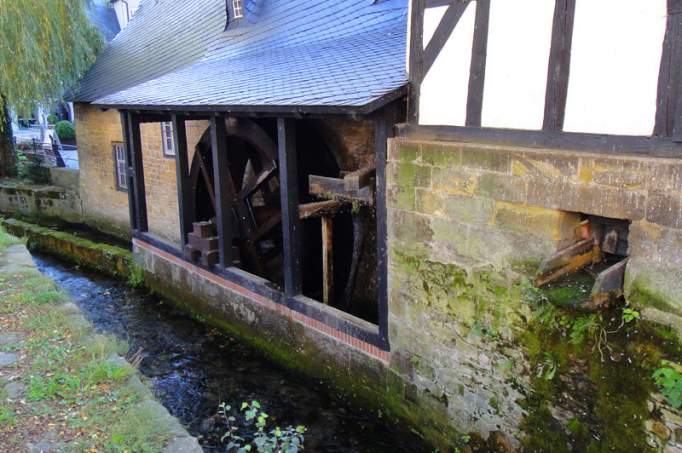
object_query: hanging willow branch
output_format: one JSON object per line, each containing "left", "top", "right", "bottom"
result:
{"left": 0, "top": 0, "right": 103, "bottom": 129}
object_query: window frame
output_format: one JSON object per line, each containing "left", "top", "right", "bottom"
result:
{"left": 112, "top": 141, "right": 128, "bottom": 192}
{"left": 161, "top": 121, "right": 176, "bottom": 157}
{"left": 232, "top": 0, "right": 244, "bottom": 19}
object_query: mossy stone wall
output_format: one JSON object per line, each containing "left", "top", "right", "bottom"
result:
{"left": 386, "top": 137, "right": 682, "bottom": 447}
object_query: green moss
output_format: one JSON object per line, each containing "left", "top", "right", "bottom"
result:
{"left": 518, "top": 290, "right": 682, "bottom": 452}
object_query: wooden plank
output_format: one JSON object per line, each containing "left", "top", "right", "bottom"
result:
{"left": 655, "top": 1, "right": 682, "bottom": 137}
{"left": 408, "top": 0, "right": 425, "bottom": 123}
{"left": 127, "top": 112, "right": 148, "bottom": 232}
{"left": 465, "top": 0, "right": 490, "bottom": 127}
{"left": 119, "top": 112, "right": 137, "bottom": 231}
{"left": 298, "top": 200, "right": 345, "bottom": 220}
{"left": 535, "top": 239, "right": 595, "bottom": 286}
{"left": 422, "top": 1, "right": 470, "bottom": 76}
{"left": 308, "top": 175, "right": 374, "bottom": 204}
{"left": 543, "top": 0, "right": 576, "bottom": 131}
{"left": 322, "top": 216, "right": 334, "bottom": 305}
{"left": 172, "top": 114, "right": 193, "bottom": 254}
{"left": 343, "top": 164, "right": 376, "bottom": 191}
{"left": 210, "top": 115, "right": 233, "bottom": 268}
{"left": 277, "top": 118, "right": 302, "bottom": 297}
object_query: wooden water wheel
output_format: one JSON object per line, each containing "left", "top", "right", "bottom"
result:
{"left": 189, "top": 117, "right": 283, "bottom": 282}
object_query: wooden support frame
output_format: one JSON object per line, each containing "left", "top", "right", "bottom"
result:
{"left": 210, "top": 114, "right": 234, "bottom": 268}
{"left": 172, "top": 114, "right": 194, "bottom": 255}
{"left": 126, "top": 111, "right": 148, "bottom": 232}
{"left": 119, "top": 112, "right": 137, "bottom": 230}
{"left": 408, "top": 0, "right": 425, "bottom": 123}
{"left": 465, "top": 0, "right": 490, "bottom": 127}
{"left": 321, "top": 216, "right": 334, "bottom": 305}
{"left": 277, "top": 118, "right": 303, "bottom": 297}
{"left": 655, "top": 0, "right": 682, "bottom": 138}
{"left": 543, "top": 0, "right": 576, "bottom": 131}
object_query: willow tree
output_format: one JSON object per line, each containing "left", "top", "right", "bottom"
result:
{"left": 0, "top": 0, "right": 103, "bottom": 176}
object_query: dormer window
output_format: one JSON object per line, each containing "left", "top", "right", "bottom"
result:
{"left": 232, "top": 0, "right": 244, "bottom": 19}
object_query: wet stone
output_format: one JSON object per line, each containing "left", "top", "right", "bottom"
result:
{"left": 4, "top": 381, "right": 26, "bottom": 399}
{"left": 0, "top": 332, "right": 25, "bottom": 346}
{"left": 165, "top": 436, "right": 203, "bottom": 453}
{"left": 0, "top": 352, "right": 19, "bottom": 367}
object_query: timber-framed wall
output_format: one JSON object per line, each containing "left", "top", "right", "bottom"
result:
{"left": 408, "top": 0, "right": 682, "bottom": 151}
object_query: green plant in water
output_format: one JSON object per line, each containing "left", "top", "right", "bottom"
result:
{"left": 653, "top": 361, "right": 682, "bottom": 408}
{"left": 219, "top": 400, "right": 306, "bottom": 453}
{"left": 127, "top": 262, "right": 144, "bottom": 288}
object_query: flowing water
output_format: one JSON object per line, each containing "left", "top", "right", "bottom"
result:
{"left": 33, "top": 253, "right": 429, "bottom": 453}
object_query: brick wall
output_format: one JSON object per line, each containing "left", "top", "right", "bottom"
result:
{"left": 75, "top": 102, "right": 207, "bottom": 243}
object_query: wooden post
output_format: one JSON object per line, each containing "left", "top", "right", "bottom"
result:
{"left": 210, "top": 115, "right": 233, "bottom": 268}
{"left": 321, "top": 216, "right": 333, "bottom": 304}
{"left": 172, "top": 114, "right": 193, "bottom": 255}
{"left": 277, "top": 118, "right": 302, "bottom": 297}
{"left": 120, "top": 112, "right": 137, "bottom": 231}
{"left": 374, "top": 106, "right": 396, "bottom": 349}
{"left": 127, "top": 111, "right": 148, "bottom": 232}
{"left": 408, "top": 0, "right": 425, "bottom": 123}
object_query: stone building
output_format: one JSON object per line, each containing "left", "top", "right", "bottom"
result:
{"left": 73, "top": 0, "right": 682, "bottom": 450}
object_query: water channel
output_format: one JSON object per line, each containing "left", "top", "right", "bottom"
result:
{"left": 33, "top": 253, "right": 429, "bottom": 452}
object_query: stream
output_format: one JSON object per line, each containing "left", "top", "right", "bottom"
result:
{"left": 33, "top": 253, "right": 429, "bottom": 452}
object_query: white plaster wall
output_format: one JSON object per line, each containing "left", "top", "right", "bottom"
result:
{"left": 418, "top": 3, "right": 476, "bottom": 126}
{"left": 563, "top": 0, "right": 666, "bottom": 136}
{"left": 112, "top": 0, "right": 142, "bottom": 29}
{"left": 481, "top": 0, "right": 554, "bottom": 130}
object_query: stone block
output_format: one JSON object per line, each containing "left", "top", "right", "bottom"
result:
{"left": 443, "top": 194, "right": 496, "bottom": 225}
{"left": 415, "top": 189, "right": 444, "bottom": 217}
{"left": 476, "top": 172, "right": 527, "bottom": 204}
{"left": 431, "top": 166, "right": 477, "bottom": 196}
{"left": 388, "top": 209, "right": 434, "bottom": 246}
{"left": 391, "top": 142, "right": 419, "bottom": 163}
{"left": 646, "top": 161, "right": 682, "bottom": 194}
{"left": 421, "top": 143, "right": 460, "bottom": 167}
{"left": 511, "top": 152, "right": 578, "bottom": 179}
{"left": 646, "top": 192, "right": 682, "bottom": 229}
{"left": 461, "top": 146, "right": 511, "bottom": 173}
{"left": 493, "top": 202, "right": 580, "bottom": 242}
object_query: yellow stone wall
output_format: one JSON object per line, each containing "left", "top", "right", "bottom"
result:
{"left": 75, "top": 103, "right": 207, "bottom": 244}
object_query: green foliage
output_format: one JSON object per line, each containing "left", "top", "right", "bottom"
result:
{"left": 622, "top": 308, "right": 641, "bottom": 324}
{"left": 653, "top": 361, "right": 682, "bottom": 408}
{"left": 47, "top": 114, "right": 58, "bottom": 125}
{"left": 54, "top": 120, "right": 75, "bottom": 141}
{"left": 14, "top": 145, "right": 51, "bottom": 184}
{"left": 0, "top": 0, "right": 103, "bottom": 127}
{"left": 127, "top": 261, "right": 145, "bottom": 288}
{"left": 536, "top": 352, "right": 557, "bottom": 381}
{"left": 219, "top": 400, "right": 307, "bottom": 453}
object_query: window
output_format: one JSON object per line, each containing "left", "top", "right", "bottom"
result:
{"left": 161, "top": 121, "right": 175, "bottom": 157}
{"left": 232, "top": 0, "right": 244, "bottom": 19}
{"left": 113, "top": 142, "right": 127, "bottom": 192}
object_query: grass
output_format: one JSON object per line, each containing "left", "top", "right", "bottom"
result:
{"left": 0, "top": 226, "right": 174, "bottom": 451}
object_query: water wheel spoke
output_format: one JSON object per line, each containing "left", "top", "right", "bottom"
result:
{"left": 239, "top": 162, "right": 277, "bottom": 199}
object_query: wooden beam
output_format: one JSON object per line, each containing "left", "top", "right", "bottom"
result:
{"left": 299, "top": 200, "right": 345, "bottom": 220}
{"left": 210, "top": 115, "right": 233, "bottom": 268}
{"left": 344, "top": 165, "right": 376, "bottom": 191}
{"left": 127, "top": 112, "right": 148, "bottom": 232}
{"left": 465, "top": 0, "right": 490, "bottom": 127}
{"left": 655, "top": 1, "right": 682, "bottom": 137}
{"left": 119, "top": 112, "right": 137, "bottom": 231}
{"left": 408, "top": 0, "right": 425, "bottom": 123}
{"left": 308, "top": 175, "right": 374, "bottom": 204}
{"left": 422, "top": 1, "right": 470, "bottom": 76}
{"left": 543, "top": 0, "right": 576, "bottom": 131}
{"left": 172, "top": 114, "right": 193, "bottom": 254}
{"left": 374, "top": 105, "right": 397, "bottom": 350}
{"left": 277, "top": 118, "right": 302, "bottom": 297}
{"left": 321, "top": 216, "right": 334, "bottom": 305}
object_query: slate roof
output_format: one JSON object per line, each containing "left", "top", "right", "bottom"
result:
{"left": 85, "top": 1, "right": 120, "bottom": 43}
{"left": 78, "top": 0, "right": 408, "bottom": 114}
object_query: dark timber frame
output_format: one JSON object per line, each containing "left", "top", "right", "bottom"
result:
{"left": 120, "top": 108, "right": 393, "bottom": 351}
{"left": 407, "top": 0, "right": 682, "bottom": 149}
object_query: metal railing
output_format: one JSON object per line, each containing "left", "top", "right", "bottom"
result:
{"left": 17, "top": 138, "right": 79, "bottom": 169}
